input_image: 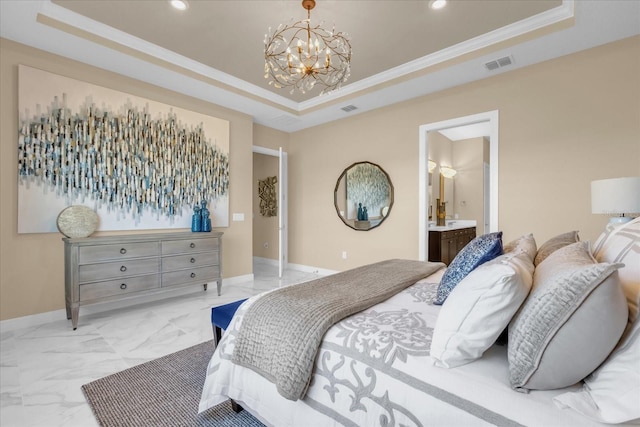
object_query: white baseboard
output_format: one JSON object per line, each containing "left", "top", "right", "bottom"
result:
{"left": 287, "top": 262, "right": 339, "bottom": 276}
{"left": 253, "top": 256, "right": 338, "bottom": 276}
{"left": 253, "top": 256, "right": 278, "bottom": 266}
{"left": 0, "top": 275, "right": 254, "bottom": 333}
{"left": 222, "top": 273, "right": 254, "bottom": 286}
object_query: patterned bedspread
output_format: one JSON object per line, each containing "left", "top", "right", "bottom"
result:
{"left": 232, "top": 259, "right": 444, "bottom": 401}
{"left": 199, "top": 273, "right": 604, "bottom": 427}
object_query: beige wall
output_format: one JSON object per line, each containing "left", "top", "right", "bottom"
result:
{"left": 285, "top": 36, "right": 640, "bottom": 272}
{"left": 253, "top": 153, "right": 279, "bottom": 260}
{"left": 2, "top": 35, "right": 639, "bottom": 322}
{"left": 253, "top": 124, "right": 289, "bottom": 153}
{"left": 0, "top": 39, "right": 255, "bottom": 321}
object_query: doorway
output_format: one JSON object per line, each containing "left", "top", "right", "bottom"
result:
{"left": 418, "top": 110, "right": 499, "bottom": 261}
{"left": 252, "top": 146, "right": 288, "bottom": 278}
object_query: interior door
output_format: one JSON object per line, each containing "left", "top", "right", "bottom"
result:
{"left": 278, "top": 147, "right": 288, "bottom": 278}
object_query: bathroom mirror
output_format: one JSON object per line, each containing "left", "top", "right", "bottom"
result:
{"left": 334, "top": 161, "right": 394, "bottom": 231}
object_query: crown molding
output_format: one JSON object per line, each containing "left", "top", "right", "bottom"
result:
{"left": 298, "top": 0, "right": 575, "bottom": 111}
{"left": 37, "top": 1, "right": 300, "bottom": 111}
{"left": 36, "top": 0, "right": 574, "bottom": 114}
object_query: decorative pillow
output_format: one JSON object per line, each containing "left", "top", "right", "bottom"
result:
{"left": 534, "top": 230, "right": 579, "bottom": 266}
{"left": 553, "top": 318, "right": 640, "bottom": 424}
{"left": 508, "top": 241, "right": 627, "bottom": 391}
{"left": 503, "top": 233, "right": 537, "bottom": 263}
{"left": 433, "top": 232, "right": 503, "bottom": 305}
{"left": 553, "top": 218, "right": 640, "bottom": 424}
{"left": 592, "top": 218, "right": 640, "bottom": 323}
{"left": 430, "top": 251, "right": 533, "bottom": 368}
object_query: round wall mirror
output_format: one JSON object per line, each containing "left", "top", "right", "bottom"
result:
{"left": 334, "top": 161, "right": 394, "bottom": 231}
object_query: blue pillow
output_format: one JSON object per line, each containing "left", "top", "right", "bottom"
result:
{"left": 434, "top": 231, "right": 503, "bottom": 305}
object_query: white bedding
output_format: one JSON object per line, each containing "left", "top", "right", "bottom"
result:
{"left": 199, "top": 270, "right": 630, "bottom": 426}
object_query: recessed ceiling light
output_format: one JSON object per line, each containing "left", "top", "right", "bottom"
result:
{"left": 170, "top": 0, "right": 188, "bottom": 11}
{"left": 429, "top": 0, "right": 447, "bottom": 10}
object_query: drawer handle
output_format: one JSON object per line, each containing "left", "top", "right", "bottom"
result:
{"left": 120, "top": 283, "right": 127, "bottom": 290}
{"left": 190, "top": 272, "right": 196, "bottom": 278}
{"left": 120, "top": 248, "right": 127, "bottom": 254}
{"left": 120, "top": 265, "right": 127, "bottom": 272}
{"left": 190, "top": 242, "right": 196, "bottom": 248}
{"left": 190, "top": 258, "right": 196, "bottom": 263}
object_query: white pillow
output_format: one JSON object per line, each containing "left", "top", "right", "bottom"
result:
{"left": 592, "top": 217, "right": 640, "bottom": 322}
{"left": 430, "top": 251, "right": 533, "bottom": 368}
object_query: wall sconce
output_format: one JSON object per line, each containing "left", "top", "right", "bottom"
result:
{"left": 440, "top": 166, "right": 457, "bottom": 178}
{"left": 428, "top": 160, "right": 437, "bottom": 174}
{"left": 591, "top": 177, "right": 640, "bottom": 224}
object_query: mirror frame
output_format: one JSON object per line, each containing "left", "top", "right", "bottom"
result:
{"left": 334, "top": 161, "right": 394, "bottom": 231}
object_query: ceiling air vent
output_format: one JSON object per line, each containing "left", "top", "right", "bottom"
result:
{"left": 341, "top": 105, "right": 358, "bottom": 113}
{"left": 484, "top": 55, "right": 514, "bottom": 71}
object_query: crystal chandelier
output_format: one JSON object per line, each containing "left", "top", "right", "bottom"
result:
{"left": 264, "top": 0, "right": 352, "bottom": 95}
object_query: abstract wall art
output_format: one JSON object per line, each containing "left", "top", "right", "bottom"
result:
{"left": 258, "top": 176, "right": 278, "bottom": 217}
{"left": 17, "top": 65, "right": 230, "bottom": 233}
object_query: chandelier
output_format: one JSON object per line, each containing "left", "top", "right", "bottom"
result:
{"left": 264, "top": 0, "right": 352, "bottom": 95}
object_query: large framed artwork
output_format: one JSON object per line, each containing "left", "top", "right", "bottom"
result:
{"left": 17, "top": 65, "right": 230, "bottom": 233}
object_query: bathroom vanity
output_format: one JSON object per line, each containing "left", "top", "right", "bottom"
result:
{"left": 428, "top": 221, "right": 476, "bottom": 265}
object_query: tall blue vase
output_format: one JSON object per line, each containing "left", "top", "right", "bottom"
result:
{"left": 200, "top": 200, "right": 211, "bottom": 232}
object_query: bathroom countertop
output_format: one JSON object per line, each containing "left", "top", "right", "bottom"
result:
{"left": 428, "top": 220, "right": 477, "bottom": 231}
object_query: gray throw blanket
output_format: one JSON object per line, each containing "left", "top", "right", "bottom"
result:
{"left": 231, "top": 259, "right": 445, "bottom": 401}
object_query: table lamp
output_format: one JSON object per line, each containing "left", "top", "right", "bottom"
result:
{"left": 591, "top": 177, "right": 640, "bottom": 224}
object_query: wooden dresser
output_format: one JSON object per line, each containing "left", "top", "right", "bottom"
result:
{"left": 428, "top": 227, "right": 476, "bottom": 265}
{"left": 63, "top": 231, "right": 223, "bottom": 329}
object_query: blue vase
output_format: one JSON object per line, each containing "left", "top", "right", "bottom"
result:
{"left": 200, "top": 200, "right": 211, "bottom": 232}
{"left": 191, "top": 206, "right": 202, "bottom": 232}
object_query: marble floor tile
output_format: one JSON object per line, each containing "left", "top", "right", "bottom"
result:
{"left": 0, "top": 263, "right": 321, "bottom": 426}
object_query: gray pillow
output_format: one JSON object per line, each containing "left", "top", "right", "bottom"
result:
{"left": 508, "top": 241, "right": 627, "bottom": 392}
{"left": 534, "top": 230, "right": 579, "bottom": 266}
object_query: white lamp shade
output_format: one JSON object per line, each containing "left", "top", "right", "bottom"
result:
{"left": 591, "top": 177, "right": 640, "bottom": 215}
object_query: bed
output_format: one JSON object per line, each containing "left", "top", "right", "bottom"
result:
{"left": 199, "top": 220, "right": 640, "bottom": 426}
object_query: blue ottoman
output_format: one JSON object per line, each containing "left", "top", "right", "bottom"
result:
{"left": 211, "top": 298, "right": 247, "bottom": 347}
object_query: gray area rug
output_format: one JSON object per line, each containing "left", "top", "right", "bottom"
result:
{"left": 82, "top": 341, "right": 265, "bottom": 427}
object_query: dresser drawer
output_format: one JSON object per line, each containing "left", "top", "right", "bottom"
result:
{"left": 162, "top": 252, "right": 219, "bottom": 272}
{"left": 162, "top": 237, "right": 219, "bottom": 255}
{"left": 80, "top": 274, "right": 160, "bottom": 301}
{"left": 79, "top": 242, "right": 159, "bottom": 264}
{"left": 162, "top": 266, "right": 220, "bottom": 288}
{"left": 79, "top": 257, "right": 160, "bottom": 283}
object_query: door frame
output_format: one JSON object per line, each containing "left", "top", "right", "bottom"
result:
{"left": 418, "top": 110, "right": 499, "bottom": 261}
{"left": 253, "top": 146, "right": 288, "bottom": 276}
